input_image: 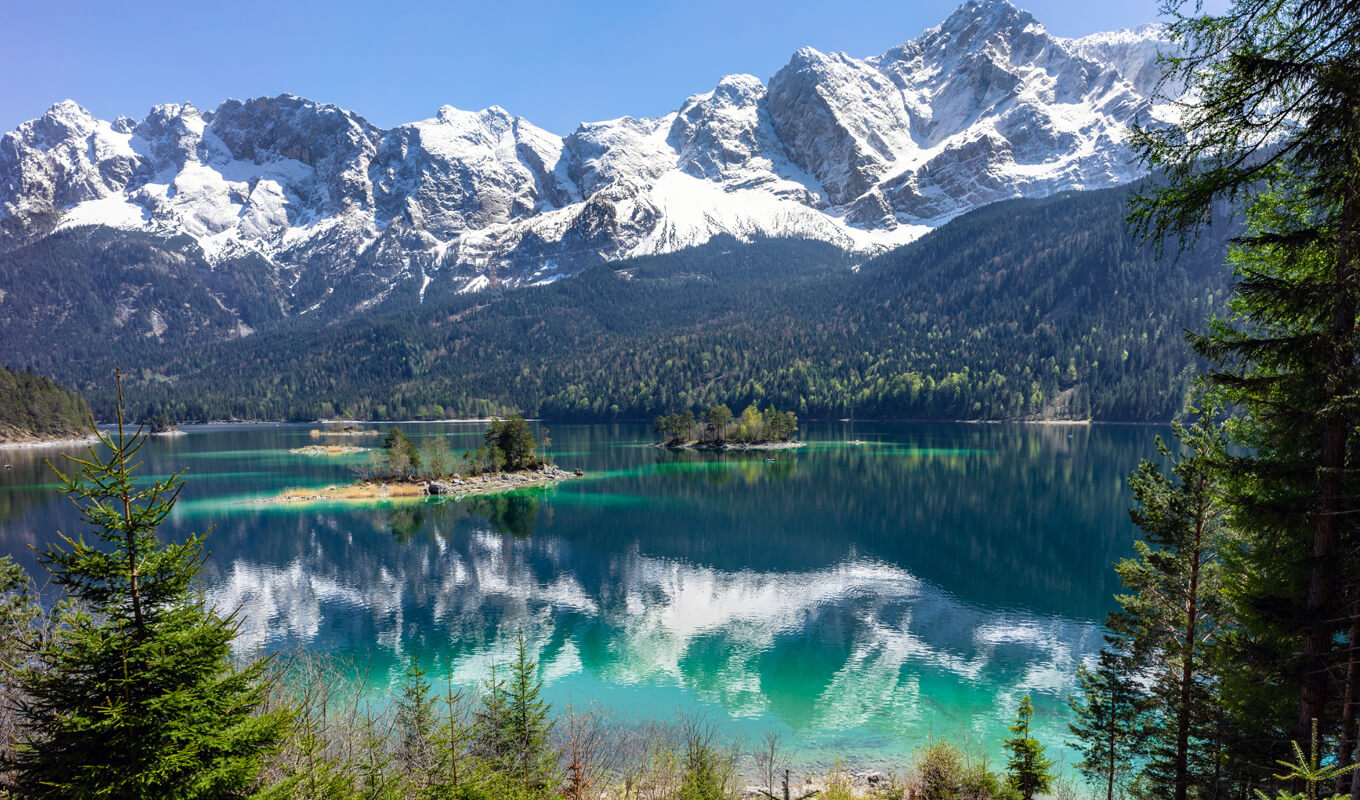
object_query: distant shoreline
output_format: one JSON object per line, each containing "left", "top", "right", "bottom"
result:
{"left": 0, "top": 434, "right": 100, "bottom": 451}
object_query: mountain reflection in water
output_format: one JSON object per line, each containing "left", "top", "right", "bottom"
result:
{"left": 0, "top": 420, "right": 1153, "bottom": 764}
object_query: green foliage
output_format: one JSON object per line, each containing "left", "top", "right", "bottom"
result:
{"left": 705, "top": 404, "right": 732, "bottom": 440}
{"left": 0, "top": 556, "right": 40, "bottom": 751}
{"left": 420, "top": 435, "right": 453, "bottom": 480}
{"left": 464, "top": 636, "right": 555, "bottom": 798}
{"left": 484, "top": 415, "right": 539, "bottom": 472}
{"left": 4, "top": 378, "right": 289, "bottom": 799}
{"left": 1129, "top": 0, "right": 1360, "bottom": 780}
{"left": 381, "top": 426, "right": 421, "bottom": 478}
{"left": 0, "top": 556, "right": 39, "bottom": 675}
{"left": 0, "top": 365, "right": 91, "bottom": 443}
{"left": 655, "top": 403, "right": 798, "bottom": 444}
{"left": 911, "top": 739, "right": 1005, "bottom": 800}
{"left": 1003, "top": 695, "right": 1055, "bottom": 800}
{"left": 676, "top": 720, "right": 735, "bottom": 800}
{"left": 395, "top": 658, "right": 438, "bottom": 789}
{"left": 1251, "top": 720, "right": 1360, "bottom": 800}
{"left": 504, "top": 632, "right": 557, "bottom": 792}
{"left": 656, "top": 409, "right": 697, "bottom": 443}
{"left": 1107, "top": 397, "right": 1231, "bottom": 800}
{"left": 1067, "top": 649, "right": 1149, "bottom": 800}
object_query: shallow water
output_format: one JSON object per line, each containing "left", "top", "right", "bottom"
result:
{"left": 0, "top": 420, "right": 1160, "bottom": 769}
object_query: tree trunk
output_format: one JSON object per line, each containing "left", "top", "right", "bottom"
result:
{"left": 1300, "top": 188, "right": 1358, "bottom": 742}
{"left": 1176, "top": 515, "right": 1203, "bottom": 800}
{"left": 1108, "top": 722, "right": 1117, "bottom": 800}
{"left": 1340, "top": 605, "right": 1359, "bottom": 797}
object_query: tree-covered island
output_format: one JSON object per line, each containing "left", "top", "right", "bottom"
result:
{"left": 264, "top": 414, "right": 580, "bottom": 504}
{"left": 653, "top": 403, "right": 803, "bottom": 450}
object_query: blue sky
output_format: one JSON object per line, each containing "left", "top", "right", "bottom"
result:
{"left": 1, "top": 0, "right": 1205, "bottom": 135}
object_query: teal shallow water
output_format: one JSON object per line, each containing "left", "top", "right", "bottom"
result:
{"left": 0, "top": 420, "right": 1157, "bottom": 771}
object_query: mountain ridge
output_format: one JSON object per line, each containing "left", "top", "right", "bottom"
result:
{"left": 0, "top": 0, "right": 1174, "bottom": 334}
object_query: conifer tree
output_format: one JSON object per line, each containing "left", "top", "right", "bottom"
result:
{"left": 473, "top": 663, "right": 512, "bottom": 773}
{"left": 395, "top": 657, "right": 438, "bottom": 790}
{"left": 1110, "top": 399, "right": 1231, "bottom": 800}
{"left": 1131, "top": 0, "right": 1360, "bottom": 768}
{"left": 505, "top": 632, "right": 556, "bottom": 793}
{"left": 5, "top": 372, "right": 290, "bottom": 799}
{"left": 1004, "top": 695, "right": 1055, "bottom": 800}
{"left": 484, "top": 416, "right": 538, "bottom": 471}
{"left": 1068, "top": 649, "right": 1150, "bottom": 800}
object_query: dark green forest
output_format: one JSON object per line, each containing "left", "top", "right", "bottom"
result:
{"left": 16, "top": 182, "right": 1231, "bottom": 424}
{"left": 0, "top": 365, "right": 90, "bottom": 443}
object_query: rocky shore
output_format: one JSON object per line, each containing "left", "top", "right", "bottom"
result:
{"left": 739, "top": 768, "right": 894, "bottom": 799}
{"left": 426, "top": 464, "right": 581, "bottom": 496}
{"left": 0, "top": 433, "right": 99, "bottom": 450}
{"left": 653, "top": 440, "right": 807, "bottom": 451}
{"left": 258, "top": 464, "right": 581, "bottom": 505}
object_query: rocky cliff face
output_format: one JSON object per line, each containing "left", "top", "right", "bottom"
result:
{"left": 0, "top": 0, "right": 1174, "bottom": 326}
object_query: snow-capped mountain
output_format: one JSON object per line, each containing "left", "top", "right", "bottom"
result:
{"left": 0, "top": 0, "right": 1174, "bottom": 322}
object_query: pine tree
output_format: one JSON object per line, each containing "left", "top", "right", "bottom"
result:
{"left": 395, "top": 657, "right": 438, "bottom": 791}
{"left": 1131, "top": 0, "right": 1360, "bottom": 770}
{"left": 472, "top": 663, "right": 511, "bottom": 773}
{"left": 505, "top": 632, "right": 556, "bottom": 793}
{"left": 1004, "top": 695, "right": 1055, "bottom": 800}
{"left": 484, "top": 416, "right": 538, "bottom": 471}
{"left": 5, "top": 372, "right": 290, "bottom": 799}
{"left": 1110, "top": 398, "right": 1231, "bottom": 800}
{"left": 1069, "top": 649, "right": 1150, "bottom": 800}
{"left": 0, "top": 556, "right": 40, "bottom": 757}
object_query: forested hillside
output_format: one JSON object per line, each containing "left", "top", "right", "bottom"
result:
{"left": 47, "top": 182, "right": 1231, "bottom": 423}
{"left": 0, "top": 366, "right": 91, "bottom": 443}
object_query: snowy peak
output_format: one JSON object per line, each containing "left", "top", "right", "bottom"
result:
{"left": 0, "top": 100, "right": 148, "bottom": 218}
{"left": 1065, "top": 24, "right": 1171, "bottom": 96}
{"left": 932, "top": 0, "right": 1042, "bottom": 52}
{"left": 0, "top": 1, "right": 1173, "bottom": 315}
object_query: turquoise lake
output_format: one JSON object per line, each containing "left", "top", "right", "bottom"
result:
{"left": 0, "top": 420, "right": 1160, "bottom": 772}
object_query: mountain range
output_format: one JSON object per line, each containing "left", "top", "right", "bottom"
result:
{"left": 0, "top": 0, "right": 1217, "bottom": 422}
{"left": 0, "top": 0, "right": 1172, "bottom": 328}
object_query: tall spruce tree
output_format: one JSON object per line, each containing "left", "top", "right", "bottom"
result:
{"left": 4, "top": 373, "right": 290, "bottom": 799}
{"left": 1131, "top": 0, "right": 1360, "bottom": 779}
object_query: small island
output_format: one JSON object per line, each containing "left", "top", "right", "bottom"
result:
{"left": 144, "top": 413, "right": 184, "bottom": 436}
{"left": 653, "top": 403, "right": 805, "bottom": 450}
{"left": 288, "top": 444, "right": 369, "bottom": 456}
{"left": 309, "top": 422, "right": 381, "bottom": 438}
{"left": 262, "top": 414, "right": 579, "bottom": 504}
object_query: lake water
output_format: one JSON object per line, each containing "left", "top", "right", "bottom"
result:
{"left": 0, "top": 420, "right": 1159, "bottom": 772}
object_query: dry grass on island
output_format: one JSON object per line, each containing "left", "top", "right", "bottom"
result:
{"left": 653, "top": 403, "right": 804, "bottom": 450}
{"left": 263, "top": 415, "right": 579, "bottom": 505}
{"left": 288, "top": 444, "right": 370, "bottom": 456}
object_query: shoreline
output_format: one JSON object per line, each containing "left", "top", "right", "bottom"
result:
{"left": 653, "top": 440, "right": 807, "bottom": 451}
{"left": 0, "top": 434, "right": 100, "bottom": 451}
{"left": 956, "top": 418, "right": 1092, "bottom": 426}
{"left": 255, "top": 465, "right": 581, "bottom": 505}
